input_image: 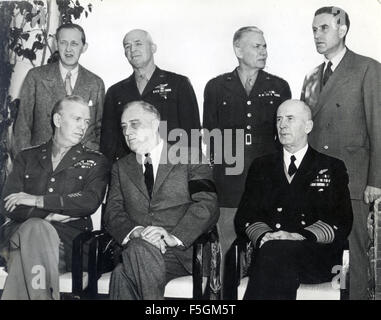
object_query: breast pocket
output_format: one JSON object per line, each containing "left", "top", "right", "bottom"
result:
{"left": 218, "top": 97, "right": 236, "bottom": 128}
{"left": 64, "top": 169, "right": 87, "bottom": 192}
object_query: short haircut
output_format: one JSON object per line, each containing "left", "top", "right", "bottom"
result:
{"left": 56, "top": 23, "right": 86, "bottom": 44}
{"left": 122, "top": 100, "right": 161, "bottom": 121}
{"left": 314, "top": 6, "right": 350, "bottom": 33}
{"left": 51, "top": 95, "right": 88, "bottom": 132}
{"left": 233, "top": 26, "right": 263, "bottom": 46}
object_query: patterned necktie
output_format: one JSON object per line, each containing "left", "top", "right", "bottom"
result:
{"left": 322, "top": 61, "right": 333, "bottom": 87}
{"left": 288, "top": 155, "right": 297, "bottom": 176}
{"left": 65, "top": 71, "right": 73, "bottom": 95}
{"left": 144, "top": 153, "right": 154, "bottom": 198}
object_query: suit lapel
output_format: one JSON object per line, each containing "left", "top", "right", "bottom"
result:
{"left": 222, "top": 69, "right": 247, "bottom": 99}
{"left": 122, "top": 154, "right": 150, "bottom": 199}
{"left": 152, "top": 144, "right": 175, "bottom": 196}
{"left": 73, "top": 65, "right": 91, "bottom": 100}
{"left": 38, "top": 140, "right": 53, "bottom": 172}
{"left": 289, "top": 147, "right": 316, "bottom": 189}
{"left": 53, "top": 144, "right": 85, "bottom": 175}
{"left": 315, "top": 50, "right": 353, "bottom": 115}
{"left": 141, "top": 67, "right": 165, "bottom": 98}
{"left": 41, "top": 63, "right": 66, "bottom": 98}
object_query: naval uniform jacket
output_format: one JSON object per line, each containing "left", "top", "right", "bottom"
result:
{"left": 100, "top": 67, "right": 201, "bottom": 162}
{"left": 235, "top": 147, "right": 353, "bottom": 257}
{"left": 0, "top": 140, "right": 110, "bottom": 269}
{"left": 203, "top": 69, "right": 291, "bottom": 207}
{"left": 13, "top": 62, "right": 105, "bottom": 155}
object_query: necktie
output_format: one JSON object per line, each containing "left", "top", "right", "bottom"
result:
{"left": 144, "top": 153, "right": 154, "bottom": 198}
{"left": 65, "top": 71, "right": 73, "bottom": 95}
{"left": 288, "top": 155, "right": 297, "bottom": 176}
{"left": 244, "top": 77, "right": 254, "bottom": 96}
{"left": 322, "top": 61, "right": 333, "bottom": 87}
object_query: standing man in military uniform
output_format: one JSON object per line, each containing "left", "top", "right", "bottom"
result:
{"left": 100, "top": 29, "right": 200, "bottom": 163}
{"left": 203, "top": 26, "right": 291, "bottom": 275}
{"left": 0, "top": 95, "right": 109, "bottom": 300}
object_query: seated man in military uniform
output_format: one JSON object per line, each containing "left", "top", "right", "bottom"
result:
{"left": 0, "top": 95, "right": 109, "bottom": 300}
{"left": 235, "top": 100, "right": 353, "bottom": 299}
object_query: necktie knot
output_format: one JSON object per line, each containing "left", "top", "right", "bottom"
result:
{"left": 288, "top": 155, "right": 297, "bottom": 176}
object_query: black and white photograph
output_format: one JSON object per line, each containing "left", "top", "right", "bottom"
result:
{"left": 0, "top": 0, "right": 380, "bottom": 308}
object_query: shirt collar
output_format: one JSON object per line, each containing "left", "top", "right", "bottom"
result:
{"left": 59, "top": 61, "right": 79, "bottom": 79}
{"left": 283, "top": 144, "right": 309, "bottom": 169}
{"left": 134, "top": 64, "right": 156, "bottom": 82}
{"left": 140, "top": 138, "right": 164, "bottom": 180}
{"left": 324, "top": 47, "right": 347, "bottom": 72}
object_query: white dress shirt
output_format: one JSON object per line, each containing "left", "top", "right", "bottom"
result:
{"left": 59, "top": 61, "right": 79, "bottom": 89}
{"left": 324, "top": 46, "right": 347, "bottom": 72}
{"left": 283, "top": 144, "right": 309, "bottom": 181}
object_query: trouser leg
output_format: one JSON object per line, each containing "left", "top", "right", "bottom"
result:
{"left": 349, "top": 199, "right": 370, "bottom": 300}
{"left": 244, "top": 240, "right": 336, "bottom": 300}
{"left": 109, "top": 238, "right": 189, "bottom": 300}
{"left": 1, "top": 218, "right": 60, "bottom": 300}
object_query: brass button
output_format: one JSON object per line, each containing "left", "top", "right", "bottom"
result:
{"left": 223, "top": 101, "right": 227, "bottom": 106}
{"left": 247, "top": 113, "right": 252, "bottom": 118}
{"left": 25, "top": 174, "right": 29, "bottom": 179}
{"left": 301, "top": 221, "right": 306, "bottom": 226}
{"left": 270, "top": 100, "right": 274, "bottom": 105}
{"left": 50, "top": 177, "right": 55, "bottom": 182}
{"left": 247, "top": 100, "right": 252, "bottom": 106}
{"left": 48, "top": 188, "right": 54, "bottom": 193}
{"left": 78, "top": 176, "right": 83, "bottom": 180}
{"left": 277, "top": 207, "right": 282, "bottom": 212}
{"left": 246, "top": 125, "right": 252, "bottom": 130}
{"left": 275, "top": 223, "right": 281, "bottom": 229}
{"left": 323, "top": 145, "right": 329, "bottom": 150}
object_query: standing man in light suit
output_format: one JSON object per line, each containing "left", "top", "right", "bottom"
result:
{"left": 13, "top": 23, "right": 105, "bottom": 154}
{"left": 104, "top": 101, "right": 218, "bottom": 300}
{"left": 301, "top": 6, "right": 381, "bottom": 299}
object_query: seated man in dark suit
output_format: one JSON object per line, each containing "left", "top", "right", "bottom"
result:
{"left": 0, "top": 95, "right": 109, "bottom": 300}
{"left": 104, "top": 100, "right": 218, "bottom": 300}
{"left": 235, "top": 99, "right": 353, "bottom": 299}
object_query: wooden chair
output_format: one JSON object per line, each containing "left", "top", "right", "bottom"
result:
{"left": 226, "top": 238, "right": 349, "bottom": 300}
{"left": 86, "top": 225, "right": 222, "bottom": 300}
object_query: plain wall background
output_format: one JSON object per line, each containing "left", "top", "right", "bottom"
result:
{"left": 29, "top": 0, "right": 381, "bottom": 120}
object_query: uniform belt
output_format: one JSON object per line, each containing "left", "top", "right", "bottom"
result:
{"left": 245, "top": 133, "right": 252, "bottom": 145}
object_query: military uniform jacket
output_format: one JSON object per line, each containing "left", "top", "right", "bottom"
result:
{"left": 104, "top": 144, "right": 218, "bottom": 272}
{"left": 13, "top": 62, "right": 105, "bottom": 155}
{"left": 100, "top": 67, "right": 201, "bottom": 162}
{"left": 203, "top": 69, "right": 291, "bottom": 207}
{"left": 301, "top": 49, "right": 381, "bottom": 199}
{"left": 0, "top": 140, "right": 110, "bottom": 267}
{"left": 235, "top": 147, "right": 353, "bottom": 251}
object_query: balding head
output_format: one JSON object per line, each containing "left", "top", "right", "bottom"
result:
{"left": 276, "top": 100, "right": 313, "bottom": 153}
{"left": 122, "top": 29, "right": 156, "bottom": 69}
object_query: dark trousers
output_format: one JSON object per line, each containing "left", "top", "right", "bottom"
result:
{"left": 244, "top": 240, "right": 342, "bottom": 300}
{"left": 109, "top": 238, "right": 190, "bottom": 300}
{"left": 348, "top": 199, "right": 370, "bottom": 300}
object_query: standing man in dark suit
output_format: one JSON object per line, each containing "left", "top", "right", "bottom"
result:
{"left": 0, "top": 95, "right": 109, "bottom": 300}
{"left": 104, "top": 101, "right": 218, "bottom": 300}
{"left": 203, "top": 26, "right": 291, "bottom": 269}
{"left": 13, "top": 23, "right": 105, "bottom": 154}
{"left": 100, "top": 29, "right": 200, "bottom": 163}
{"left": 235, "top": 100, "right": 353, "bottom": 299}
{"left": 301, "top": 6, "right": 381, "bottom": 299}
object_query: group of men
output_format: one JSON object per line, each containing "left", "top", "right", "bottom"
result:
{"left": 0, "top": 5, "right": 380, "bottom": 300}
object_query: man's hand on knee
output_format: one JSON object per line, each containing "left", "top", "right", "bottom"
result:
{"left": 141, "top": 226, "right": 179, "bottom": 248}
